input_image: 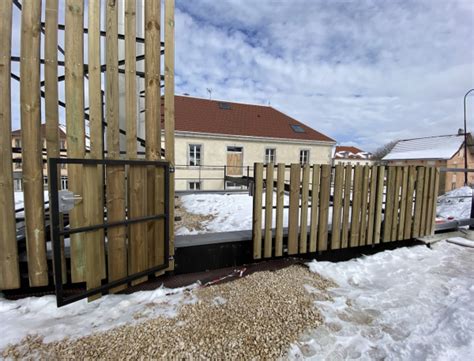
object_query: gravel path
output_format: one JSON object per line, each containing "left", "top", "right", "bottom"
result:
{"left": 2, "top": 265, "right": 335, "bottom": 359}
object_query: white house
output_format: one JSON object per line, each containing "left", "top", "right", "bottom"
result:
{"left": 172, "top": 96, "right": 336, "bottom": 190}
{"left": 333, "top": 146, "right": 375, "bottom": 166}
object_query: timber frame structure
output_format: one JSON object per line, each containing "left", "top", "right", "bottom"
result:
{"left": 0, "top": 0, "right": 175, "bottom": 303}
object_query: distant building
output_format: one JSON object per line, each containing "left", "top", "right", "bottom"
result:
{"left": 333, "top": 145, "right": 374, "bottom": 166}
{"left": 11, "top": 125, "right": 68, "bottom": 191}
{"left": 172, "top": 96, "right": 336, "bottom": 190}
{"left": 382, "top": 133, "right": 474, "bottom": 193}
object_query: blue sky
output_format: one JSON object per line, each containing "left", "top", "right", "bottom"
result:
{"left": 9, "top": 0, "right": 474, "bottom": 151}
{"left": 174, "top": 0, "right": 474, "bottom": 150}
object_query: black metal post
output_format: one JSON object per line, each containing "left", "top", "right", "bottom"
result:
{"left": 464, "top": 89, "right": 474, "bottom": 186}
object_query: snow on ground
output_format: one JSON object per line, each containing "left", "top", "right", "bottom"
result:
{"left": 437, "top": 186, "right": 472, "bottom": 221}
{"left": 290, "top": 241, "right": 474, "bottom": 360}
{"left": 0, "top": 284, "right": 197, "bottom": 350}
{"left": 14, "top": 191, "right": 49, "bottom": 218}
{"left": 176, "top": 192, "right": 332, "bottom": 235}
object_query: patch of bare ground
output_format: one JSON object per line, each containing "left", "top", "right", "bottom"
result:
{"left": 2, "top": 265, "right": 336, "bottom": 360}
{"left": 175, "top": 196, "right": 215, "bottom": 233}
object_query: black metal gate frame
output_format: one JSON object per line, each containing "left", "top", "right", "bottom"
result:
{"left": 49, "top": 157, "right": 170, "bottom": 307}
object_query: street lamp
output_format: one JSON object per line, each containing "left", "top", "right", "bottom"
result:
{"left": 464, "top": 88, "right": 474, "bottom": 186}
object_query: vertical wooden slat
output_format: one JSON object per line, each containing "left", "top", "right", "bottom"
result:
{"left": 403, "top": 166, "right": 417, "bottom": 240}
{"left": 359, "top": 166, "right": 370, "bottom": 246}
{"left": 264, "top": 163, "right": 274, "bottom": 258}
{"left": 126, "top": 0, "right": 146, "bottom": 284}
{"left": 383, "top": 166, "right": 395, "bottom": 242}
{"left": 350, "top": 166, "right": 363, "bottom": 247}
{"left": 331, "top": 164, "right": 344, "bottom": 249}
{"left": 252, "top": 163, "right": 263, "bottom": 259}
{"left": 164, "top": 0, "right": 176, "bottom": 271}
{"left": 65, "top": 0, "right": 86, "bottom": 282}
{"left": 341, "top": 165, "right": 352, "bottom": 248}
{"left": 299, "top": 164, "right": 310, "bottom": 253}
{"left": 366, "top": 166, "right": 378, "bottom": 245}
{"left": 275, "top": 163, "right": 285, "bottom": 257}
{"left": 288, "top": 164, "right": 301, "bottom": 255}
{"left": 309, "top": 164, "right": 320, "bottom": 253}
{"left": 83, "top": 0, "right": 105, "bottom": 299}
{"left": 21, "top": 0, "right": 48, "bottom": 286}
{"left": 390, "top": 167, "right": 402, "bottom": 241}
{"left": 45, "top": 0, "right": 67, "bottom": 284}
{"left": 0, "top": 0, "right": 20, "bottom": 290}
{"left": 106, "top": 0, "right": 127, "bottom": 286}
{"left": 420, "top": 167, "right": 431, "bottom": 236}
{"left": 413, "top": 167, "right": 425, "bottom": 238}
{"left": 425, "top": 167, "right": 436, "bottom": 235}
{"left": 318, "top": 164, "right": 331, "bottom": 252}
{"left": 398, "top": 166, "right": 409, "bottom": 240}
{"left": 145, "top": 0, "right": 163, "bottom": 269}
{"left": 429, "top": 169, "right": 440, "bottom": 235}
{"left": 373, "top": 166, "right": 385, "bottom": 244}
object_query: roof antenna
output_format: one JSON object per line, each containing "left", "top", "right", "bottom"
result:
{"left": 206, "top": 88, "right": 212, "bottom": 100}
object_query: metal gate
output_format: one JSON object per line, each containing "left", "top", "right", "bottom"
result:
{"left": 49, "top": 158, "right": 170, "bottom": 307}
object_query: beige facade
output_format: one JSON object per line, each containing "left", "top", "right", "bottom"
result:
{"left": 11, "top": 129, "right": 68, "bottom": 191}
{"left": 173, "top": 131, "right": 335, "bottom": 190}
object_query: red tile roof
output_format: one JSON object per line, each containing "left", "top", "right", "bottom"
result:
{"left": 172, "top": 96, "right": 335, "bottom": 143}
{"left": 335, "top": 146, "right": 364, "bottom": 154}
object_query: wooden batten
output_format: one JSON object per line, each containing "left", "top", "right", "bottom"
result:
{"left": 309, "top": 164, "right": 320, "bottom": 253}
{"left": 373, "top": 166, "right": 385, "bottom": 244}
{"left": 105, "top": 0, "right": 127, "bottom": 290}
{"left": 403, "top": 166, "right": 417, "bottom": 240}
{"left": 420, "top": 167, "right": 430, "bottom": 235}
{"left": 359, "top": 166, "right": 370, "bottom": 246}
{"left": 383, "top": 167, "right": 395, "bottom": 242}
{"left": 366, "top": 166, "right": 378, "bottom": 245}
{"left": 20, "top": 0, "right": 48, "bottom": 286}
{"left": 341, "top": 165, "right": 352, "bottom": 248}
{"left": 288, "top": 164, "right": 301, "bottom": 255}
{"left": 165, "top": 0, "right": 176, "bottom": 271}
{"left": 0, "top": 0, "right": 20, "bottom": 290}
{"left": 252, "top": 163, "right": 263, "bottom": 259}
{"left": 299, "top": 164, "right": 310, "bottom": 253}
{"left": 145, "top": 0, "right": 164, "bottom": 270}
{"left": 412, "top": 167, "right": 425, "bottom": 237}
{"left": 350, "top": 166, "right": 363, "bottom": 246}
{"left": 398, "top": 166, "right": 409, "bottom": 240}
{"left": 264, "top": 163, "right": 274, "bottom": 258}
{"left": 318, "top": 164, "right": 331, "bottom": 251}
{"left": 331, "top": 164, "right": 344, "bottom": 249}
{"left": 65, "top": 0, "right": 86, "bottom": 283}
{"left": 274, "top": 163, "right": 285, "bottom": 256}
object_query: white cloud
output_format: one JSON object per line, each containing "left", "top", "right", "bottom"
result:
{"left": 175, "top": 0, "right": 474, "bottom": 150}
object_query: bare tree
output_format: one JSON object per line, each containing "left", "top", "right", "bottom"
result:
{"left": 372, "top": 139, "right": 399, "bottom": 160}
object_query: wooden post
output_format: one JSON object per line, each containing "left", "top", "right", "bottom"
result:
{"left": 318, "top": 164, "right": 331, "bottom": 252}
{"left": 390, "top": 167, "right": 402, "bottom": 241}
{"left": 106, "top": 0, "right": 127, "bottom": 288}
{"left": 275, "top": 163, "right": 285, "bottom": 256}
{"left": 331, "top": 164, "right": 344, "bottom": 249}
{"left": 21, "top": 0, "right": 48, "bottom": 286}
{"left": 45, "top": 0, "right": 67, "bottom": 284}
{"left": 398, "top": 166, "right": 409, "bottom": 240}
{"left": 288, "top": 164, "right": 301, "bottom": 255}
{"left": 65, "top": 0, "right": 86, "bottom": 283}
{"left": 145, "top": 0, "right": 163, "bottom": 270}
{"left": 252, "top": 163, "right": 263, "bottom": 259}
{"left": 264, "top": 163, "right": 274, "bottom": 258}
{"left": 299, "top": 164, "right": 310, "bottom": 253}
{"left": 429, "top": 169, "right": 439, "bottom": 235}
{"left": 425, "top": 167, "right": 436, "bottom": 235}
{"left": 350, "top": 166, "right": 363, "bottom": 247}
{"left": 0, "top": 0, "right": 20, "bottom": 290}
{"left": 359, "top": 166, "right": 370, "bottom": 246}
{"left": 373, "top": 166, "right": 385, "bottom": 244}
{"left": 413, "top": 167, "right": 425, "bottom": 237}
{"left": 366, "top": 166, "right": 378, "bottom": 245}
{"left": 126, "top": 0, "right": 147, "bottom": 285}
{"left": 383, "top": 167, "right": 395, "bottom": 242}
{"left": 420, "top": 167, "right": 430, "bottom": 236}
{"left": 403, "top": 166, "right": 417, "bottom": 240}
{"left": 341, "top": 165, "right": 352, "bottom": 248}
{"left": 165, "top": 0, "right": 176, "bottom": 271}
{"left": 309, "top": 165, "right": 320, "bottom": 253}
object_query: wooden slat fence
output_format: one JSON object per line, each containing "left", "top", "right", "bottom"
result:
{"left": 0, "top": 0, "right": 175, "bottom": 294}
{"left": 252, "top": 163, "right": 439, "bottom": 259}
